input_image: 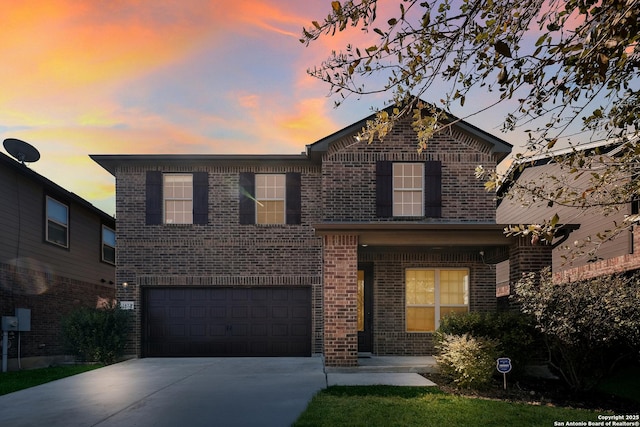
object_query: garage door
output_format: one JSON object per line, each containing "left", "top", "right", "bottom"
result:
{"left": 143, "top": 287, "right": 311, "bottom": 357}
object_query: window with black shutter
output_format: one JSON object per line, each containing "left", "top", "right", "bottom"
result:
{"left": 145, "top": 171, "right": 163, "bottom": 225}
{"left": 424, "top": 161, "right": 442, "bottom": 218}
{"left": 239, "top": 172, "right": 256, "bottom": 224}
{"left": 145, "top": 171, "right": 209, "bottom": 225}
{"left": 376, "top": 160, "right": 442, "bottom": 218}
{"left": 239, "top": 172, "right": 302, "bottom": 225}
{"left": 376, "top": 161, "right": 393, "bottom": 217}
{"left": 193, "top": 172, "right": 209, "bottom": 225}
{"left": 286, "top": 172, "right": 301, "bottom": 225}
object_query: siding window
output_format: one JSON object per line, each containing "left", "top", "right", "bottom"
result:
{"left": 406, "top": 268, "right": 468, "bottom": 332}
{"left": 46, "top": 196, "right": 69, "bottom": 247}
{"left": 256, "top": 174, "right": 286, "bottom": 224}
{"left": 239, "top": 172, "right": 301, "bottom": 225}
{"left": 393, "top": 163, "right": 424, "bottom": 216}
{"left": 102, "top": 225, "right": 116, "bottom": 264}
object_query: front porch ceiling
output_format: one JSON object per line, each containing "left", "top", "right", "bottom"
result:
{"left": 314, "top": 222, "right": 512, "bottom": 247}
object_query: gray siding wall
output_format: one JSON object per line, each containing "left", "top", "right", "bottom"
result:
{"left": 0, "top": 163, "right": 115, "bottom": 284}
{"left": 497, "top": 162, "right": 630, "bottom": 272}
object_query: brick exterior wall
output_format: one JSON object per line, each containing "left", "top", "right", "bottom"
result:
{"left": 321, "top": 124, "right": 499, "bottom": 222}
{"left": 114, "top": 164, "right": 323, "bottom": 357}
{"left": 496, "top": 237, "right": 553, "bottom": 310}
{"left": 360, "top": 251, "right": 496, "bottom": 355}
{"left": 0, "top": 263, "right": 115, "bottom": 365}
{"left": 109, "top": 114, "right": 520, "bottom": 362}
{"left": 319, "top": 116, "right": 504, "bottom": 361}
{"left": 322, "top": 235, "right": 359, "bottom": 367}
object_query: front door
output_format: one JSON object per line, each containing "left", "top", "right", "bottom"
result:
{"left": 357, "top": 263, "right": 373, "bottom": 353}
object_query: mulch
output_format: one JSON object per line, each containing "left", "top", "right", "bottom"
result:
{"left": 421, "top": 373, "right": 640, "bottom": 413}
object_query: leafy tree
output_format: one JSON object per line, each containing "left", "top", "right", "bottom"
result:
{"left": 514, "top": 268, "right": 640, "bottom": 391}
{"left": 302, "top": 0, "right": 639, "bottom": 252}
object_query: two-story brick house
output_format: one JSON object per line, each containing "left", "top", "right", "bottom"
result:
{"left": 93, "top": 107, "right": 550, "bottom": 367}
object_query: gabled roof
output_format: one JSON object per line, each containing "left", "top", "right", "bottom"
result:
{"left": 92, "top": 102, "right": 513, "bottom": 173}
{"left": 305, "top": 103, "right": 513, "bottom": 162}
{"left": 0, "top": 152, "right": 115, "bottom": 224}
{"left": 91, "top": 154, "right": 311, "bottom": 176}
{"left": 497, "top": 136, "right": 635, "bottom": 199}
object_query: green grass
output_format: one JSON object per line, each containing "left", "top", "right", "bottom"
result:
{"left": 293, "top": 386, "right": 607, "bottom": 427}
{"left": 0, "top": 364, "right": 103, "bottom": 396}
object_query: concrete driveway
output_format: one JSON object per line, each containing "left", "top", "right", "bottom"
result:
{"left": 0, "top": 357, "right": 327, "bottom": 427}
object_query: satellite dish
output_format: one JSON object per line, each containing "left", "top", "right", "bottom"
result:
{"left": 3, "top": 138, "right": 41, "bottom": 165}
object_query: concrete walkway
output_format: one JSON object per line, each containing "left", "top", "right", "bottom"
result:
{"left": 326, "top": 356, "right": 438, "bottom": 386}
{"left": 0, "top": 356, "right": 438, "bottom": 427}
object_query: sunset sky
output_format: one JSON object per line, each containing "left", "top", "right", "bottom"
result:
{"left": 1, "top": 0, "right": 547, "bottom": 216}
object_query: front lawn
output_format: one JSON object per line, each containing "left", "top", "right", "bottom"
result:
{"left": 0, "top": 365, "right": 103, "bottom": 396}
{"left": 293, "top": 386, "right": 608, "bottom": 427}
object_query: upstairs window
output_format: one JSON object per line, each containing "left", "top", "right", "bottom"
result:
{"left": 145, "top": 171, "right": 208, "bottom": 225}
{"left": 256, "top": 174, "right": 286, "bottom": 224}
{"left": 46, "top": 196, "right": 69, "bottom": 248}
{"left": 102, "top": 225, "right": 116, "bottom": 264}
{"left": 376, "top": 161, "right": 442, "bottom": 218}
{"left": 164, "top": 174, "right": 193, "bottom": 224}
{"left": 239, "top": 172, "right": 301, "bottom": 225}
{"left": 393, "top": 163, "right": 424, "bottom": 216}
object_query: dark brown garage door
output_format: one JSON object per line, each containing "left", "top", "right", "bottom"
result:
{"left": 143, "top": 287, "right": 311, "bottom": 357}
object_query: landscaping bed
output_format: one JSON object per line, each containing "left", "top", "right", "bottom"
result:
{"left": 421, "top": 371, "right": 640, "bottom": 413}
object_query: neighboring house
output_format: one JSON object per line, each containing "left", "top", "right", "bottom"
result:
{"left": 92, "top": 107, "right": 551, "bottom": 367}
{"left": 0, "top": 151, "right": 116, "bottom": 369}
{"left": 497, "top": 139, "right": 640, "bottom": 286}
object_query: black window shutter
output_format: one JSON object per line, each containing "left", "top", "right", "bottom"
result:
{"left": 239, "top": 172, "right": 255, "bottom": 224}
{"left": 145, "top": 171, "right": 163, "bottom": 225}
{"left": 193, "top": 172, "right": 209, "bottom": 225}
{"left": 286, "top": 172, "right": 302, "bottom": 224}
{"left": 376, "top": 161, "right": 393, "bottom": 217}
{"left": 424, "top": 161, "right": 442, "bottom": 217}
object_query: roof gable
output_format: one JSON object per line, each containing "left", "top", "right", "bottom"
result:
{"left": 306, "top": 103, "right": 512, "bottom": 162}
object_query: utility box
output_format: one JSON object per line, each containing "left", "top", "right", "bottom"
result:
{"left": 1, "top": 316, "right": 18, "bottom": 331}
{"left": 15, "top": 308, "right": 31, "bottom": 332}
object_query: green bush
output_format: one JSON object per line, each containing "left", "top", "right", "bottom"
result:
{"left": 434, "top": 333, "right": 500, "bottom": 389}
{"left": 61, "top": 303, "right": 130, "bottom": 365}
{"left": 515, "top": 268, "right": 640, "bottom": 391}
{"left": 437, "top": 311, "right": 541, "bottom": 378}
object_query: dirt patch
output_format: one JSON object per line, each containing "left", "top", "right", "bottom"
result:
{"left": 421, "top": 373, "right": 639, "bottom": 413}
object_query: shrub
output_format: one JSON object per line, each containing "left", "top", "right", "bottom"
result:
{"left": 61, "top": 303, "right": 130, "bottom": 365}
{"left": 437, "top": 311, "right": 541, "bottom": 378}
{"left": 514, "top": 268, "right": 640, "bottom": 391}
{"left": 434, "top": 333, "right": 500, "bottom": 389}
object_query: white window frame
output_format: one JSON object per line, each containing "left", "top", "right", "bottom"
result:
{"left": 255, "top": 174, "right": 286, "bottom": 224}
{"left": 101, "top": 225, "right": 116, "bottom": 264}
{"left": 393, "top": 163, "right": 424, "bottom": 217}
{"left": 163, "top": 174, "right": 193, "bottom": 224}
{"left": 405, "top": 268, "right": 469, "bottom": 332}
{"left": 46, "top": 196, "right": 69, "bottom": 248}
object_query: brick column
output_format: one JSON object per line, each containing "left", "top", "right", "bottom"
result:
{"left": 323, "top": 234, "right": 358, "bottom": 367}
{"left": 506, "top": 236, "right": 552, "bottom": 310}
